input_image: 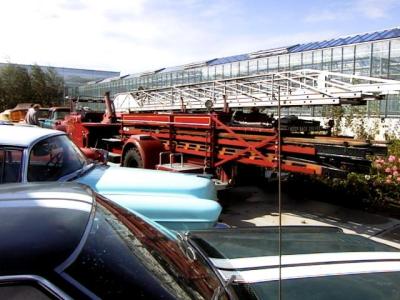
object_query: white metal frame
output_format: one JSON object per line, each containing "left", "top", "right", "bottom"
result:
{"left": 113, "top": 69, "right": 400, "bottom": 112}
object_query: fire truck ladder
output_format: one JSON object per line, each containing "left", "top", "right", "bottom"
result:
{"left": 114, "top": 69, "right": 400, "bottom": 112}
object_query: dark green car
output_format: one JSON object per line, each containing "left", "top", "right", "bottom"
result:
{"left": 189, "top": 226, "right": 400, "bottom": 299}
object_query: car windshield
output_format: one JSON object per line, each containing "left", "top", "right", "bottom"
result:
{"left": 53, "top": 109, "right": 70, "bottom": 120}
{"left": 64, "top": 195, "right": 226, "bottom": 299}
{"left": 28, "top": 135, "right": 87, "bottom": 181}
{"left": 38, "top": 109, "right": 50, "bottom": 119}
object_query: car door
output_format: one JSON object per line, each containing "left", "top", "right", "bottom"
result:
{"left": 0, "top": 147, "right": 23, "bottom": 183}
{"left": 42, "top": 111, "right": 54, "bottom": 129}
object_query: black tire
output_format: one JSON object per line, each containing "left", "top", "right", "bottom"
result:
{"left": 123, "top": 148, "right": 144, "bottom": 168}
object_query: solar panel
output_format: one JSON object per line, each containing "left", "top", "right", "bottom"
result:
{"left": 287, "top": 27, "right": 400, "bottom": 54}
{"left": 291, "top": 44, "right": 310, "bottom": 52}
{"left": 318, "top": 39, "right": 333, "bottom": 48}
{"left": 345, "top": 35, "right": 362, "bottom": 44}
{"left": 288, "top": 46, "right": 299, "bottom": 52}
{"left": 375, "top": 30, "right": 388, "bottom": 39}
{"left": 328, "top": 38, "right": 346, "bottom": 47}
{"left": 308, "top": 43, "right": 320, "bottom": 51}
{"left": 160, "top": 65, "right": 184, "bottom": 73}
{"left": 362, "top": 32, "right": 381, "bottom": 42}
{"left": 208, "top": 59, "right": 222, "bottom": 66}
{"left": 381, "top": 28, "right": 400, "bottom": 39}
{"left": 209, "top": 54, "right": 249, "bottom": 66}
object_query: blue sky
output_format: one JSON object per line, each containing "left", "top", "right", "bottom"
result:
{"left": 0, "top": 0, "right": 399, "bottom": 74}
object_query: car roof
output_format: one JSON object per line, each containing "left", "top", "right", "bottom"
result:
{"left": 190, "top": 226, "right": 399, "bottom": 257}
{"left": 0, "top": 125, "right": 64, "bottom": 147}
{"left": 0, "top": 182, "right": 93, "bottom": 275}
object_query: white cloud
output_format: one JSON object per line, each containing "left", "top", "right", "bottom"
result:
{"left": 304, "top": 11, "right": 342, "bottom": 23}
{"left": 304, "top": 0, "right": 398, "bottom": 23}
{"left": 0, "top": 0, "right": 247, "bottom": 74}
{"left": 0, "top": 0, "right": 397, "bottom": 77}
{"left": 354, "top": 0, "right": 398, "bottom": 19}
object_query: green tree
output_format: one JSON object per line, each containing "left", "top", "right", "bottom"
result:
{"left": 0, "top": 64, "right": 32, "bottom": 111}
{"left": 30, "top": 64, "right": 47, "bottom": 102}
{"left": 43, "top": 67, "right": 64, "bottom": 105}
{"left": 0, "top": 63, "right": 65, "bottom": 111}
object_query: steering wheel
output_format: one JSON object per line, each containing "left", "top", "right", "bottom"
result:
{"left": 46, "top": 151, "right": 63, "bottom": 168}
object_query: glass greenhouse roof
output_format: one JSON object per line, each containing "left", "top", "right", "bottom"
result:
{"left": 165, "top": 27, "right": 400, "bottom": 71}
{"left": 88, "top": 27, "right": 400, "bottom": 84}
{"left": 289, "top": 28, "right": 400, "bottom": 52}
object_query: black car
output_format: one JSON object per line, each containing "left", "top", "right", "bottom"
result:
{"left": 0, "top": 182, "right": 228, "bottom": 300}
{"left": 1, "top": 182, "right": 400, "bottom": 299}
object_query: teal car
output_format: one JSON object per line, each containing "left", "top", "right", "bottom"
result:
{"left": 40, "top": 107, "right": 70, "bottom": 130}
{"left": 0, "top": 125, "right": 222, "bottom": 230}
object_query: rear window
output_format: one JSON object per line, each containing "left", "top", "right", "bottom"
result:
{"left": 189, "top": 227, "right": 397, "bottom": 259}
{"left": 64, "top": 195, "right": 225, "bottom": 299}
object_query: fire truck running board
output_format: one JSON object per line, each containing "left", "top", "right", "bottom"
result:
{"left": 156, "top": 163, "right": 205, "bottom": 173}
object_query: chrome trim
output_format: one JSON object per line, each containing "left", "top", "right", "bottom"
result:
{"left": 188, "top": 238, "right": 239, "bottom": 300}
{"left": 0, "top": 191, "right": 92, "bottom": 203}
{"left": 58, "top": 272, "right": 101, "bottom": 300}
{"left": 217, "top": 261, "right": 400, "bottom": 283}
{"left": 0, "top": 199, "right": 92, "bottom": 212}
{"left": 55, "top": 193, "right": 97, "bottom": 273}
{"left": 210, "top": 252, "right": 400, "bottom": 270}
{"left": 23, "top": 131, "right": 65, "bottom": 183}
{"left": 0, "top": 274, "right": 72, "bottom": 299}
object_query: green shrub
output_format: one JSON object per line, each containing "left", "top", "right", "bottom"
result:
{"left": 291, "top": 141, "right": 400, "bottom": 210}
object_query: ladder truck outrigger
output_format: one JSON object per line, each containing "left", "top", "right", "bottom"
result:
{"left": 65, "top": 69, "right": 400, "bottom": 186}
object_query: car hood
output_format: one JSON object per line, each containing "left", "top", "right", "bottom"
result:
{"left": 189, "top": 226, "right": 400, "bottom": 299}
{"left": 76, "top": 165, "right": 221, "bottom": 230}
{"left": 77, "top": 165, "right": 217, "bottom": 200}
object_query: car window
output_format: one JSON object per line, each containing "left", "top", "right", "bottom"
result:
{"left": 0, "top": 148, "right": 23, "bottom": 183}
{"left": 28, "top": 135, "right": 86, "bottom": 182}
{"left": 54, "top": 110, "right": 70, "bottom": 120}
{"left": 64, "top": 195, "right": 226, "bottom": 300}
{"left": 38, "top": 110, "right": 50, "bottom": 119}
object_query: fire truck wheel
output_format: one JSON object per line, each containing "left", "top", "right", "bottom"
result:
{"left": 123, "top": 148, "right": 144, "bottom": 168}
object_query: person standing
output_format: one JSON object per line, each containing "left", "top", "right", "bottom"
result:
{"left": 24, "top": 104, "right": 41, "bottom": 126}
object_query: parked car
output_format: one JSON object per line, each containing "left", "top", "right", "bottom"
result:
{"left": 4, "top": 103, "right": 49, "bottom": 123}
{"left": 0, "top": 125, "right": 222, "bottom": 230}
{"left": 189, "top": 226, "right": 400, "bottom": 299}
{"left": 1, "top": 182, "right": 400, "bottom": 299}
{"left": 0, "top": 109, "right": 11, "bottom": 121}
{"left": 0, "top": 182, "right": 229, "bottom": 299}
{"left": 40, "top": 107, "right": 70, "bottom": 130}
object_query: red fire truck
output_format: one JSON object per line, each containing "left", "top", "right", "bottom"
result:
{"left": 64, "top": 70, "right": 399, "bottom": 184}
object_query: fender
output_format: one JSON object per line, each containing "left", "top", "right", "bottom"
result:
{"left": 122, "top": 135, "right": 164, "bottom": 169}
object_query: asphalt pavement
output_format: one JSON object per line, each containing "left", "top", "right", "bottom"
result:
{"left": 219, "top": 185, "right": 400, "bottom": 249}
